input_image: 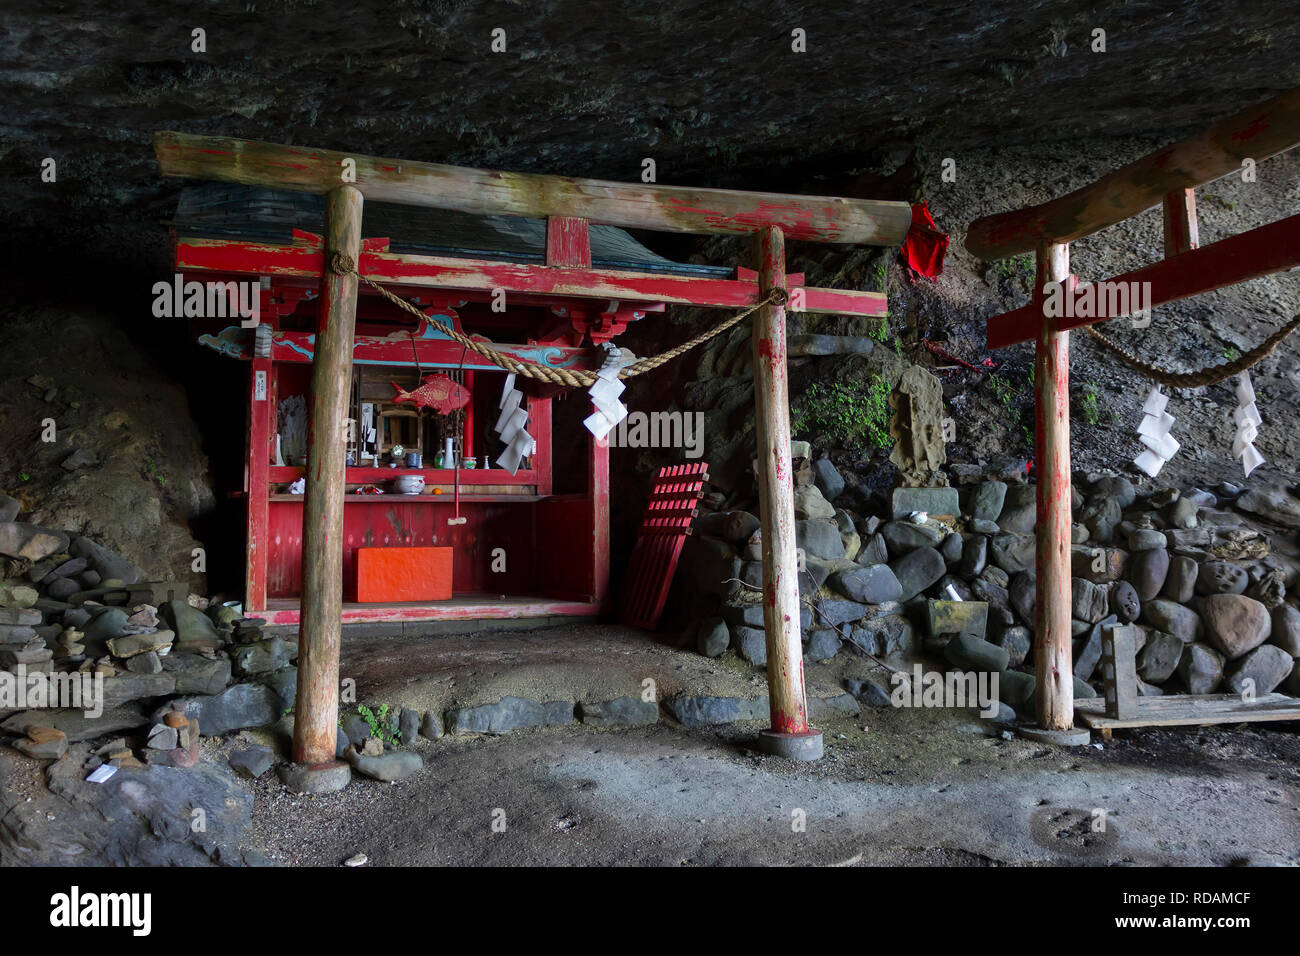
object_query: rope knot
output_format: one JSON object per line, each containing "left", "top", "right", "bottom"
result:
{"left": 768, "top": 287, "right": 789, "bottom": 307}
{"left": 330, "top": 252, "right": 356, "bottom": 276}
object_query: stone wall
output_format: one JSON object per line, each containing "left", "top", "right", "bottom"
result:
{"left": 678, "top": 449, "right": 1300, "bottom": 716}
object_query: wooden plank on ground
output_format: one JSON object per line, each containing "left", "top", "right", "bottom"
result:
{"left": 1075, "top": 693, "right": 1300, "bottom": 732}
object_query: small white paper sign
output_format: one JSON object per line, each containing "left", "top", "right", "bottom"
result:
{"left": 1140, "top": 431, "right": 1180, "bottom": 460}
{"left": 87, "top": 764, "right": 118, "bottom": 784}
{"left": 496, "top": 427, "right": 535, "bottom": 474}
{"left": 1241, "top": 442, "right": 1265, "bottom": 476}
{"left": 583, "top": 410, "right": 618, "bottom": 441}
{"left": 583, "top": 343, "right": 636, "bottom": 437}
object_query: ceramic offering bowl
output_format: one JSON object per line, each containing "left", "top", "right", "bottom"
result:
{"left": 392, "top": 474, "right": 426, "bottom": 495}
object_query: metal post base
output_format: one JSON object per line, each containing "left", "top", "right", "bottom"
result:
{"left": 757, "top": 728, "right": 824, "bottom": 761}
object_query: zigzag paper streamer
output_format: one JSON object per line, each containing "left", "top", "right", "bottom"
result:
{"left": 582, "top": 343, "right": 635, "bottom": 440}
{"left": 1232, "top": 371, "right": 1265, "bottom": 478}
{"left": 493, "top": 372, "right": 534, "bottom": 474}
{"left": 1133, "top": 386, "right": 1179, "bottom": 478}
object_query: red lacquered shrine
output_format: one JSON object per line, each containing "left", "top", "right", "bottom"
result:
{"left": 172, "top": 186, "right": 716, "bottom": 624}
{"left": 167, "top": 179, "right": 897, "bottom": 629}
{"left": 156, "top": 131, "right": 907, "bottom": 765}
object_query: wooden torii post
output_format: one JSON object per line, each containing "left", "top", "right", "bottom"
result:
{"left": 753, "top": 224, "right": 820, "bottom": 759}
{"left": 968, "top": 87, "right": 1300, "bottom": 735}
{"left": 295, "top": 185, "right": 363, "bottom": 767}
{"left": 154, "top": 132, "right": 909, "bottom": 778}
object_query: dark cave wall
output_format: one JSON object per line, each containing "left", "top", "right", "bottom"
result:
{"left": 3, "top": 0, "right": 1298, "bottom": 246}
{"left": 3, "top": 133, "right": 1297, "bottom": 600}
{"left": 2, "top": 0, "right": 1298, "bottom": 594}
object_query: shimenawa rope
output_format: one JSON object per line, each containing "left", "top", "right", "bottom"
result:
{"left": 330, "top": 252, "right": 782, "bottom": 388}
{"left": 1084, "top": 313, "right": 1300, "bottom": 388}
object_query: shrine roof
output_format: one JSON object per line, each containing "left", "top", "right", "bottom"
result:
{"left": 171, "top": 184, "right": 731, "bottom": 279}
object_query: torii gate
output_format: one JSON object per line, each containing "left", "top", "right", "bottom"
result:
{"left": 968, "top": 87, "right": 1300, "bottom": 734}
{"left": 154, "top": 132, "right": 911, "bottom": 783}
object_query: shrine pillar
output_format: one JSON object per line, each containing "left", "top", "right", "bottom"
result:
{"left": 1033, "top": 241, "right": 1074, "bottom": 731}
{"left": 292, "top": 185, "right": 364, "bottom": 773}
{"left": 752, "top": 225, "right": 822, "bottom": 761}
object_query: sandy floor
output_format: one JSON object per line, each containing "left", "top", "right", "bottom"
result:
{"left": 226, "top": 622, "right": 1300, "bottom": 867}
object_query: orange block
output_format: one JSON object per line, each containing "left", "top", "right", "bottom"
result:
{"left": 356, "top": 547, "right": 453, "bottom": 603}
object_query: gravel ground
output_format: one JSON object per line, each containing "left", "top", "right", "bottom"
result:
{"left": 8, "top": 623, "right": 1294, "bottom": 867}
{"left": 221, "top": 626, "right": 1300, "bottom": 867}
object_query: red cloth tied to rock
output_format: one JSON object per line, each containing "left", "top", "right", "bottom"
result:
{"left": 901, "top": 201, "right": 948, "bottom": 277}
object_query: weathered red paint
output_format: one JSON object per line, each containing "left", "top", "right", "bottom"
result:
{"left": 1032, "top": 249, "right": 1074, "bottom": 731}
{"left": 245, "top": 351, "right": 273, "bottom": 611}
{"left": 155, "top": 131, "right": 911, "bottom": 246}
{"left": 1231, "top": 115, "right": 1270, "bottom": 143}
{"left": 589, "top": 430, "right": 611, "bottom": 608}
{"left": 174, "top": 238, "right": 888, "bottom": 316}
{"left": 752, "top": 225, "right": 811, "bottom": 738}
{"left": 532, "top": 397, "right": 553, "bottom": 496}
{"left": 987, "top": 212, "right": 1300, "bottom": 348}
{"left": 545, "top": 216, "right": 592, "bottom": 269}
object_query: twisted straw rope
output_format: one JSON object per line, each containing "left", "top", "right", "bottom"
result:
{"left": 1084, "top": 313, "right": 1300, "bottom": 388}
{"left": 330, "top": 253, "right": 782, "bottom": 388}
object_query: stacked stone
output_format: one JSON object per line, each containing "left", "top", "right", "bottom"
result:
{"left": 0, "top": 493, "right": 304, "bottom": 766}
{"left": 685, "top": 446, "right": 962, "bottom": 673}
{"left": 682, "top": 451, "right": 1300, "bottom": 717}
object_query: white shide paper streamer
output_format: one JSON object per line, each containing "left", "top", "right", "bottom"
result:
{"left": 1232, "top": 371, "right": 1265, "bottom": 478}
{"left": 1133, "top": 386, "right": 1180, "bottom": 478}
{"left": 582, "top": 343, "right": 635, "bottom": 440}
{"left": 493, "top": 372, "right": 535, "bottom": 475}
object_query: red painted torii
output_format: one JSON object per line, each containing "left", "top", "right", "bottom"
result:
{"left": 969, "top": 87, "right": 1300, "bottom": 734}
{"left": 154, "top": 132, "right": 911, "bottom": 780}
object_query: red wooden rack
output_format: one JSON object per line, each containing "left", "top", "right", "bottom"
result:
{"left": 619, "top": 463, "right": 710, "bottom": 629}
